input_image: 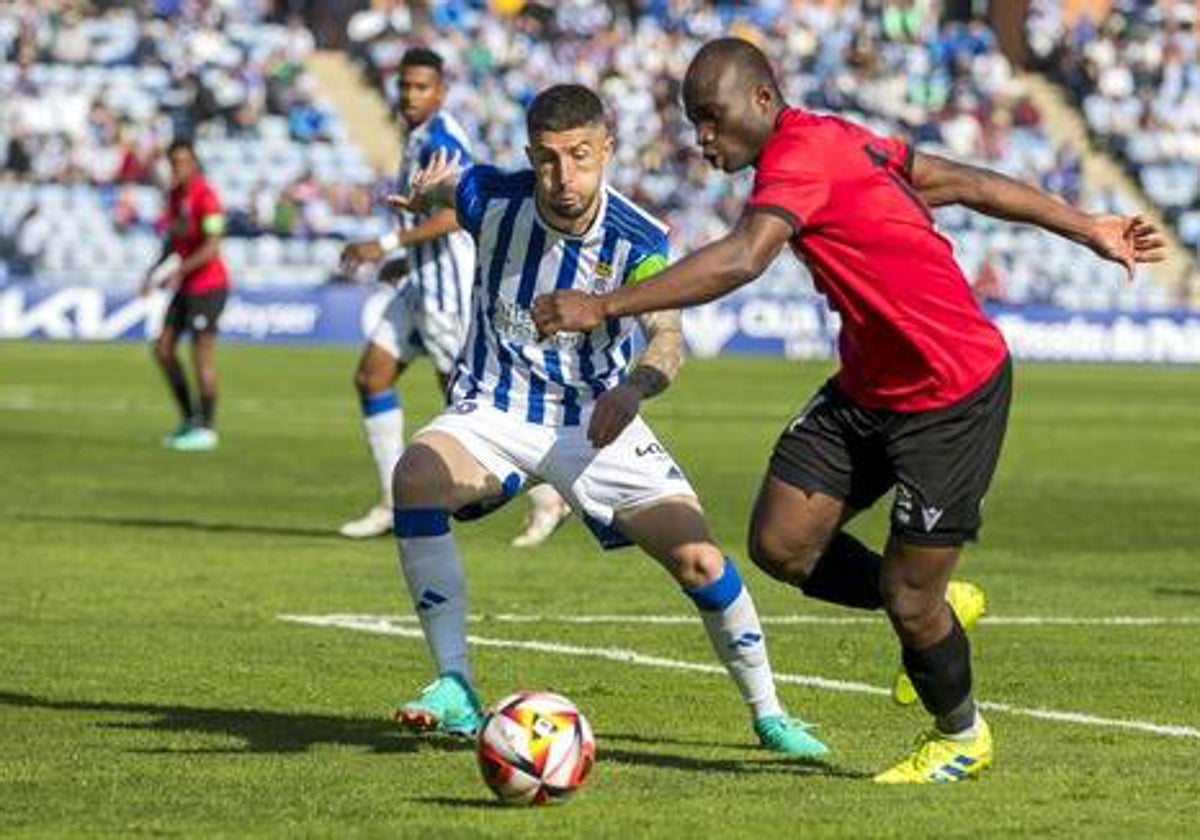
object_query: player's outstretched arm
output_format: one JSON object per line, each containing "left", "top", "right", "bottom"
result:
{"left": 587, "top": 310, "right": 684, "bottom": 448}
{"left": 341, "top": 150, "right": 465, "bottom": 276}
{"left": 910, "top": 152, "right": 1167, "bottom": 280}
{"left": 533, "top": 211, "right": 791, "bottom": 336}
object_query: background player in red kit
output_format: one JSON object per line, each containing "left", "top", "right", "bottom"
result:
{"left": 142, "top": 139, "right": 230, "bottom": 453}
{"left": 534, "top": 38, "right": 1167, "bottom": 783}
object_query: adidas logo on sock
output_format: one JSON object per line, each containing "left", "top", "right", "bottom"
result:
{"left": 729, "top": 631, "right": 763, "bottom": 650}
{"left": 418, "top": 589, "right": 447, "bottom": 611}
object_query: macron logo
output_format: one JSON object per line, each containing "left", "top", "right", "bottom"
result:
{"left": 921, "top": 506, "right": 944, "bottom": 532}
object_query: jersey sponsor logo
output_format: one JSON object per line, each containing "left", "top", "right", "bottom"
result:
{"left": 493, "top": 298, "right": 583, "bottom": 350}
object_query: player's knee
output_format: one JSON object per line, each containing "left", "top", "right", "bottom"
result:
{"left": 353, "top": 365, "right": 378, "bottom": 396}
{"left": 392, "top": 444, "right": 454, "bottom": 508}
{"left": 668, "top": 542, "right": 725, "bottom": 589}
{"left": 747, "top": 527, "right": 822, "bottom": 585}
{"left": 881, "top": 580, "right": 943, "bottom": 641}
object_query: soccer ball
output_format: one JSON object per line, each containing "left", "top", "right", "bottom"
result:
{"left": 476, "top": 690, "right": 595, "bottom": 806}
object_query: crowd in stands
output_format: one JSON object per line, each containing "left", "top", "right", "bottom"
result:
{"left": 0, "top": 0, "right": 387, "bottom": 288}
{"left": 1029, "top": 0, "right": 1200, "bottom": 276}
{"left": 349, "top": 0, "right": 1168, "bottom": 310}
{"left": 0, "top": 0, "right": 1189, "bottom": 310}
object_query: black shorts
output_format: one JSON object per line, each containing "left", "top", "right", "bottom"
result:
{"left": 164, "top": 289, "right": 228, "bottom": 335}
{"left": 769, "top": 359, "right": 1012, "bottom": 546}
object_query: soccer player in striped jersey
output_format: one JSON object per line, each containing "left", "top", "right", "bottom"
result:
{"left": 381, "top": 84, "right": 826, "bottom": 759}
{"left": 338, "top": 47, "right": 569, "bottom": 544}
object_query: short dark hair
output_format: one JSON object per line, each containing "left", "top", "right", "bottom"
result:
{"left": 166, "top": 138, "right": 198, "bottom": 161}
{"left": 399, "top": 46, "right": 444, "bottom": 77}
{"left": 526, "top": 84, "right": 607, "bottom": 137}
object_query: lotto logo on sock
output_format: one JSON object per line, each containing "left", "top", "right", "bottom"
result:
{"left": 729, "top": 631, "right": 763, "bottom": 650}
{"left": 417, "top": 589, "right": 447, "bottom": 611}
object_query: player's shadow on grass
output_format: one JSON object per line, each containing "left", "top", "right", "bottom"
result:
{"left": 0, "top": 690, "right": 470, "bottom": 755}
{"left": 9, "top": 511, "right": 344, "bottom": 541}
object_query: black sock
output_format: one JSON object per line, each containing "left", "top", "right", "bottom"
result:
{"left": 901, "top": 614, "right": 976, "bottom": 734}
{"left": 164, "top": 365, "right": 193, "bottom": 422}
{"left": 198, "top": 392, "right": 217, "bottom": 429}
{"left": 799, "top": 532, "right": 884, "bottom": 610}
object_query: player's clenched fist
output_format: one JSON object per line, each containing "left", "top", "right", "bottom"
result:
{"left": 532, "top": 290, "right": 606, "bottom": 336}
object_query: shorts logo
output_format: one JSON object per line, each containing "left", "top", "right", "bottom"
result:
{"left": 453, "top": 400, "right": 477, "bottom": 414}
{"left": 893, "top": 485, "right": 914, "bottom": 526}
{"left": 635, "top": 442, "right": 665, "bottom": 457}
{"left": 921, "top": 506, "right": 944, "bottom": 532}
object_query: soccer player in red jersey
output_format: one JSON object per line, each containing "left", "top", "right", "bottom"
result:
{"left": 534, "top": 38, "right": 1167, "bottom": 782}
{"left": 142, "top": 140, "right": 230, "bottom": 452}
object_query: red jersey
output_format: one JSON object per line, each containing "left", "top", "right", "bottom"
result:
{"left": 746, "top": 108, "right": 1008, "bottom": 411}
{"left": 166, "top": 174, "right": 229, "bottom": 295}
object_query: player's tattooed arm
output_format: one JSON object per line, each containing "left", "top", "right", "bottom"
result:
{"left": 910, "top": 152, "right": 1167, "bottom": 280}
{"left": 628, "top": 309, "right": 684, "bottom": 400}
{"left": 587, "top": 309, "right": 683, "bottom": 448}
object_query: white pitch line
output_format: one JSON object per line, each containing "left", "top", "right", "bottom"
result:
{"left": 284, "top": 612, "right": 1200, "bottom": 628}
{"left": 280, "top": 613, "right": 1200, "bottom": 742}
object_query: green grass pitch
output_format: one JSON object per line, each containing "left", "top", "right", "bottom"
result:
{"left": 2, "top": 341, "right": 1199, "bottom": 837}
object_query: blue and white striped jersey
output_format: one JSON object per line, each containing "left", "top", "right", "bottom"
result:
{"left": 396, "top": 111, "right": 476, "bottom": 315}
{"left": 448, "top": 164, "right": 670, "bottom": 427}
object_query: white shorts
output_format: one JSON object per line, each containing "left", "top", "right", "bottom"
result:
{"left": 420, "top": 401, "right": 697, "bottom": 549}
{"left": 369, "top": 283, "right": 467, "bottom": 375}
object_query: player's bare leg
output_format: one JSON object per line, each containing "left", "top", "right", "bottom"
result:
{"left": 875, "top": 538, "right": 992, "bottom": 782}
{"left": 616, "top": 495, "right": 828, "bottom": 759}
{"left": 747, "top": 477, "right": 876, "bottom": 602}
{"left": 341, "top": 343, "right": 405, "bottom": 538}
{"left": 391, "top": 431, "right": 499, "bottom": 735}
{"left": 151, "top": 323, "right": 194, "bottom": 444}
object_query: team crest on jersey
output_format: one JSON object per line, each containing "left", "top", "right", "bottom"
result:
{"left": 592, "top": 262, "right": 615, "bottom": 294}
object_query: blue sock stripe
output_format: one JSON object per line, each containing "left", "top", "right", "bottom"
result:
{"left": 361, "top": 389, "right": 400, "bottom": 416}
{"left": 684, "top": 558, "right": 744, "bottom": 612}
{"left": 393, "top": 507, "right": 450, "bottom": 537}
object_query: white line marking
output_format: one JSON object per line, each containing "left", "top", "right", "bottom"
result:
{"left": 280, "top": 613, "right": 1200, "bottom": 742}
{"left": 281, "top": 612, "right": 1200, "bottom": 628}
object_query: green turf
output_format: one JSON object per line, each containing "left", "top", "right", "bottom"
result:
{"left": 2, "top": 341, "right": 1198, "bottom": 838}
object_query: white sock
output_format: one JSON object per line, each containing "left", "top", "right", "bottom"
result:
{"left": 395, "top": 508, "right": 470, "bottom": 682}
{"left": 528, "top": 483, "right": 564, "bottom": 512}
{"left": 940, "top": 705, "right": 981, "bottom": 741}
{"left": 361, "top": 390, "right": 404, "bottom": 506}
{"left": 685, "top": 559, "right": 784, "bottom": 720}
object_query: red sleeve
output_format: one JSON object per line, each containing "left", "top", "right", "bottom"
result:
{"left": 192, "top": 182, "right": 223, "bottom": 217}
{"left": 745, "top": 135, "right": 829, "bottom": 233}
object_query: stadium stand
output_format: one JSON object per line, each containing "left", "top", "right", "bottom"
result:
{"left": 0, "top": 2, "right": 389, "bottom": 290}
{"left": 347, "top": 0, "right": 1173, "bottom": 310}
{"left": 1029, "top": 0, "right": 1200, "bottom": 293}
{"left": 0, "top": 1, "right": 1191, "bottom": 310}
